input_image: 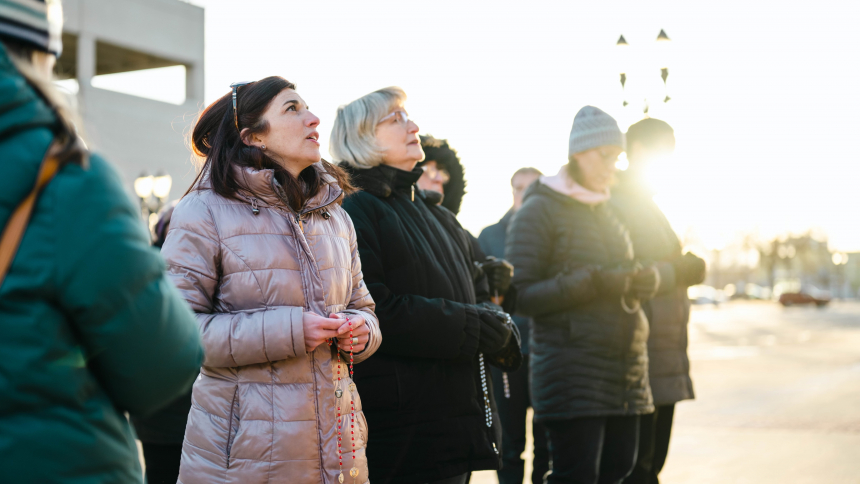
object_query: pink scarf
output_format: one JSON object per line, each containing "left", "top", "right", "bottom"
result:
{"left": 540, "top": 165, "right": 610, "bottom": 206}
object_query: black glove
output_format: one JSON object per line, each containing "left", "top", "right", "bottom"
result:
{"left": 478, "top": 309, "right": 514, "bottom": 355}
{"left": 593, "top": 267, "right": 637, "bottom": 297}
{"left": 480, "top": 256, "right": 514, "bottom": 296}
{"left": 673, "top": 252, "right": 706, "bottom": 287}
{"left": 630, "top": 265, "right": 661, "bottom": 300}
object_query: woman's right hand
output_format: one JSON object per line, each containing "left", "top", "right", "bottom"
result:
{"left": 303, "top": 312, "right": 344, "bottom": 353}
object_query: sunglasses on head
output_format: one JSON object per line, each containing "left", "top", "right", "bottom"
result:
{"left": 230, "top": 81, "right": 254, "bottom": 133}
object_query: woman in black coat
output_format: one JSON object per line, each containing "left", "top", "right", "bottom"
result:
{"left": 506, "top": 106, "right": 659, "bottom": 484}
{"left": 330, "top": 87, "right": 521, "bottom": 484}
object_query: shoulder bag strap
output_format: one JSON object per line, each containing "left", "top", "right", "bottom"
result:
{"left": 0, "top": 142, "right": 62, "bottom": 288}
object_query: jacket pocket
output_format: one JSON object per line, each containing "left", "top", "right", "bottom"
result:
{"left": 225, "top": 386, "right": 239, "bottom": 468}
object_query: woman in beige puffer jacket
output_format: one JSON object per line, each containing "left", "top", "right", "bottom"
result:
{"left": 163, "top": 77, "right": 380, "bottom": 484}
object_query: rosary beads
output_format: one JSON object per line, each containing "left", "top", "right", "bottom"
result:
{"left": 329, "top": 318, "right": 359, "bottom": 484}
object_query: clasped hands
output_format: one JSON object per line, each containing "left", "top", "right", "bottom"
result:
{"left": 303, "top": 312, "right": 370, "bottom": 354}
{"left": 593, "top": 263, "right": 661, "bottom": 304}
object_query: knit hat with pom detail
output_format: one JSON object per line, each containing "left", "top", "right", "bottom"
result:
{"left": 0, "top": 0, "right": 63, "bottom": 57}
{"left": 568, "top": 106, "right": 625, "bottom": 157}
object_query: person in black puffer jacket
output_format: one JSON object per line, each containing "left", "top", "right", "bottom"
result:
{"left": 507, "top": 106, "right": 657, "bottom": 484}
{"left": 614, "top": 118, "right": 706, "bottom": 484}
{"left": 331, "top": 87, "right": 522, "bottom": 484}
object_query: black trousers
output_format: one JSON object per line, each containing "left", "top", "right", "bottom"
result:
{"left": 141, "top": 442, "right": 183, "bottom": 484}
{"left": 491, "top": 355, "right": 550, "bottom": 484}
{"left": 545, "top": 415, "right": 640, "bottom": 484}
{"left": 623, "top": 404, "right": 675, "bottom": 484}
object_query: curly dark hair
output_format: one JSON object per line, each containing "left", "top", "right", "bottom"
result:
{"left": 418, "top": 135, "right": 466, "bottom": 215}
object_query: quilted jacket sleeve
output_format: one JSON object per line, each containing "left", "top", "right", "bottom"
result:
{"left": 342, "top": 215, "right": 381, "bottom": 363}
{"left": 53, "top": 155, "right": 204, "bottom": 416}
{"left": 506, "top": 195, "right": 598, "bottom": 319}
{"left": 162, "top": 194, "right": 305, "bottom": 368}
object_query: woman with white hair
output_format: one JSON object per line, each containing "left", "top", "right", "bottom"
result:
{"left": 332, "top": 87, "right": 521, "bottom": 484}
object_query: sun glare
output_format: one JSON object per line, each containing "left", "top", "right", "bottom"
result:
{"left": 187, "top": 0, "right": 860, "bottom": 252}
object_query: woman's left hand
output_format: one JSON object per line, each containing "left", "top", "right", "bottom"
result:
{"left": 332, "top": 313, "right": 371, "bottom": 353}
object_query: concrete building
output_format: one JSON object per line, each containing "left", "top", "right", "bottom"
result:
{"left": 58, "top": 0, "right": 204, "bottom": 207}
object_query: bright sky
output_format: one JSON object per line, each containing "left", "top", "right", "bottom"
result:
{"left": 110, "top": 0, "right": 860, "bottom": 251}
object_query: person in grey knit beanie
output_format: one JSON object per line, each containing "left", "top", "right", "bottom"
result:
{"left": 505, "top": 103, "right": 661, "bottom": 483}
{"left": 569, "top": 105, "right": 625, "bottom": 158}
{"left": 540, "top": 105, "right": 626, "bottom": 199}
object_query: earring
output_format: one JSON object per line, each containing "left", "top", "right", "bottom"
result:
{"left": 260, "top": 144, "right": 266, "bottom": 151}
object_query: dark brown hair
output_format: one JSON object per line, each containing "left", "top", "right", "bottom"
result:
{"left": 187, "top": 76, "right": 354, "bottom": 210}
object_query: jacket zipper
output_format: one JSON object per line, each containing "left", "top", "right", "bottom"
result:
{"left": 288, "top": 196, "right": 339, "bottom": 482}
{"left": 292, "top": 189, "right": 342, "bottom": 234}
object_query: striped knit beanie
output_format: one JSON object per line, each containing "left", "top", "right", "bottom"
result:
{"left": 0, "top": 0, "right": 63, "bottom": 56}
{"left": 568, "top": 106, "right": 625, "bottom": 156}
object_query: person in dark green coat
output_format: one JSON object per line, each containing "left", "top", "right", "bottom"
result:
{"left": 0, "top": 3, "right": 204, "bottom": 482}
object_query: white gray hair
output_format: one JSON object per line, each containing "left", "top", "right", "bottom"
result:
{"left": 330, "top": 86, "right": 406, "bottom": 168}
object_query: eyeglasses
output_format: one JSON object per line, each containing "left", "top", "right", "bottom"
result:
{"left": 421, "top": 164, "right": 451, "bottom": 184}
{"left": 378, "top": 110, "right": 411, "bottom": 127}
{"left": 230, "top": 81, "right": 254, "bottom": 133}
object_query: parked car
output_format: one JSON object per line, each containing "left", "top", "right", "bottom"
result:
{"left": 778, "top": 292, "right": 831, "bottom": 307}
{"left": 688, "top": 285, "right": 727, "bottom": 305}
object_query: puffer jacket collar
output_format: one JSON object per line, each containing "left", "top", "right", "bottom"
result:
{"left": 523, "top": 178, "right": 600, "bottom": 208}
{"left": 228, "top": 163, "right": 343, "bottom": 214}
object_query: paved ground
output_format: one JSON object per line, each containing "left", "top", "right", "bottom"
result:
{"left": 472, "top": 300, "right": 860, "bottom": 484}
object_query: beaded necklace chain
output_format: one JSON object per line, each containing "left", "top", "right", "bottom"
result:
{"left": 479, "top": 352, "right": 500, "bottom": 455}
{"left": 328, "top": 319, "right": 359, "bottom": 483}
{"left": 478, "top": 352, "right": 492, "bottom": 428}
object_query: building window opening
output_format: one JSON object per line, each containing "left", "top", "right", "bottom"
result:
{"left": 53, "top": 35, "right": 188, "bottom": 105}
{"left": 92, "top": 65, "right": 186, "bottom": 105}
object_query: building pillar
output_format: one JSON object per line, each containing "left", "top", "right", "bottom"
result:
{"left": 76, "top": 32, "right": 95, "bottom": 97}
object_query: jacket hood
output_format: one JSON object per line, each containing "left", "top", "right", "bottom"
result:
{"left": 0, "top": 45, "right": 56, "bottom": 138}
{"left": 523, "top": 177, "right": 609, "bottom": 210}
{"left": 0, "top": 43, "right": 59, "bottom": 229}
{"left": 539, "top": 165, "right": 610, "bottom": 206}
{"left": 418, "top": 135, "right": 466, "bottom": 215}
